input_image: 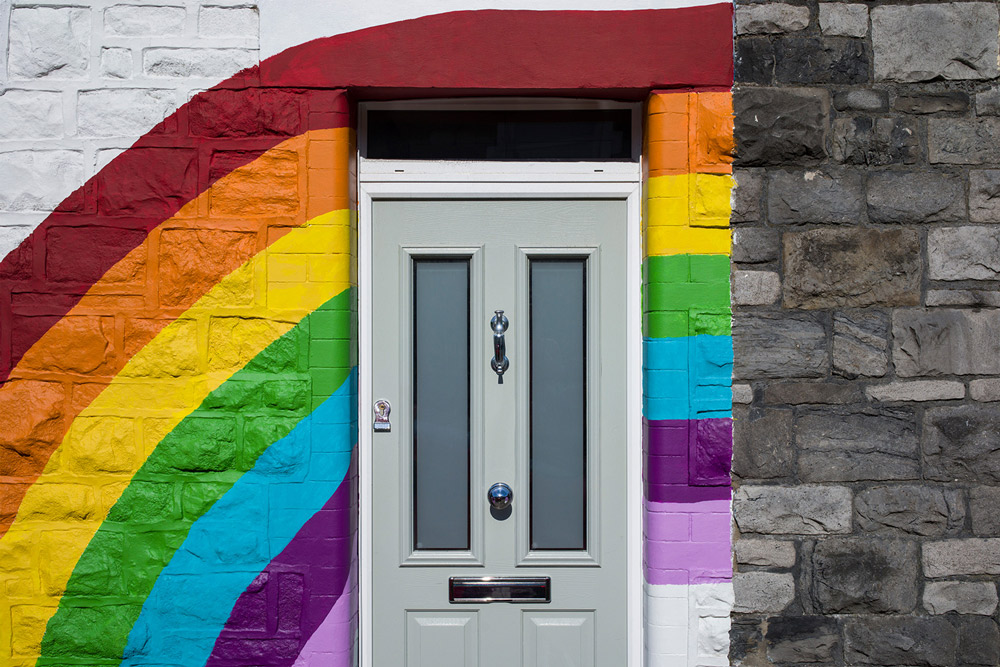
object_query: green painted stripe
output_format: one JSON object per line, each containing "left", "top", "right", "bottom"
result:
{"left": 39, "top": 288, "right": 354, "bottom": 664}
{"left": 643, "top": 254, "right": 731, "bottom": 337}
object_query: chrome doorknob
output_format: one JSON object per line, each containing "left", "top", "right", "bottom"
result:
{"left": 487, "top": 482, "right": 513, "bottom": 510}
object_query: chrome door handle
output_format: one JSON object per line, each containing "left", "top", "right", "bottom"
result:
{"left": 490, "top": 309, "right": 509, "bottom": 384}
{"left": 488, "top": 482, "right": 513, "bottom": 510}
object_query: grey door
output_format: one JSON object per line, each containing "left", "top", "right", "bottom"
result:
{"left": 372, "top": 199, "right": 627, "bottom": 666}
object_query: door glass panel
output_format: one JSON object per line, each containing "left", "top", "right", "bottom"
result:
{"left": 529, "top": 259, "right": 587, "bottom": 550}
{"left": 366, "top": 110, "right": 633, "bottom": 160}
{"left": 413, "top": 259, "right": 470, "bottom": 550}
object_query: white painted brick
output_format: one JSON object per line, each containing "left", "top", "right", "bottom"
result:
{"left": 646, "top": 622, "right": 687, "bottom": 655}
{"left": 0, "top": 150, "right": 85, "bottom": 212}
{"left": 199, "top": 5, "right": 259, "bottom": 37}
{"left": 970, "top": 378, "right": 1000, "bottom": 402}
{"left": 697, "top": 616, "right": 730, "bottom": 657}
{"left": 646, "top": 590, "right": 688, "bottom": 627}
{"left": 0, "top": 226, "right": 33, "bottom": 259}
{"left": 9, "top": 7, "right": 90, "bottom": 80}
{"left": 0, "top": 90, "right": 63, "bottom": 140}
{"left": 101, "top": 48, "right": 133, "bottom": 80}
{"left": 733, "top": 270, "right": 780, "bottom": 306}
{"left": 105, "top": 5, "right": 186, "bottom": 36}
{"left": 143, "top": 47, "right": 257, "bottom": 78}
{"left": 866, "top": 380, "right": 965, "bottom": 402}
{"left": 693, "top": 582, "right": 734, "bottom": 617}
{"left": 77, "top": 88, "right": 176, "bottom": 137}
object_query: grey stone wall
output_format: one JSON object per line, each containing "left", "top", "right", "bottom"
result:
{"left": 731, "top": 1, "right": 1000, "bottom": 664}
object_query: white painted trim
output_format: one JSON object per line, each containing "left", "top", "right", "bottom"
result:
{"left": 359, "top": 176, "right": 642, "bottom": 667}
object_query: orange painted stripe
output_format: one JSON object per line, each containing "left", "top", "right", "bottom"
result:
{"left": 646, "top": 91, "right": 733, "bottom": 177}
{"left": 0, "top": 127, "right": 353, "bottom": 538}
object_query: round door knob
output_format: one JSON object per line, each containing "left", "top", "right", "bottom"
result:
{"left": 488, "top": 482, "right": 513, "bottom": 510}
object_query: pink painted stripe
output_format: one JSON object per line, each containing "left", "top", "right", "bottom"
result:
{"left": 291, "top": 538, "right": 357, "bottom": 666}
{"left": 644, "top": 497, "right": 732, "bottom": 585}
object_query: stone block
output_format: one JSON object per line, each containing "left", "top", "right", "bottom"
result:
{"left": 970, "top": 379, "right": 1000, "bottom": 402}
{"left": 924, "top": 406, "right": 1000, "bottom": 484}
{"left": 0, "top": 90, "right": 63, "bottom": 140}
{"left": 969, "top": 486, "right": 1000, "bottom": 537}
{"left": 100, "top": 47, "right": 132, "bottom": 79}
{"left": 733, "top": 312, "right": 828, "bottom": 379}
{"left": 121, "top": 318, "right": 199, "bottom": 378}
{"left": 78, "top": 89, "right": 176, "bottom": 138}
{"left": 766, "top": 616, "right": 840, "bottom": 663}
{"left": 104, "top": 5, "right": 185, "bottom": 36}
{"left": 894, "top": 92, "right": 969, "bottom": 114}
{"left": 731, "top": 227, "right": 778, "bottom": 264}
{"left": 731, "top": 169, "right": 763, "bottom": 223}
{"left": 809, "top": 538, "right": 918, "bottom": 613}
{"left": 867, "top": 171, "right": 965, "bottom": 223}
{"left": 735, "top": 88, "right": 829, "bottom": 167}
{"left": 8, "top": 7, "right": 90, "bottom": 80}
{"left": 735, "top": 36, "right": 775, "bottom": 86}
{"left": 732, "top": 384, "right": 753, "bottom": 404}
{"left": 833, "top": 117, "right": 918, "bottom": 166}
{"left": 208, "top": 317, "right": 295, "bottom": 373}
{"left": 924, "top": 581, "right": 998, "bottom": 615}
{"left": 845, "top": 616, "right": 956, "bottom": 666}
{"left": 872, "top": 3, "right": 999, "bottom": 82}
{"left": 783, "top": 228, "right": 921, "bottom": 309}
{"left": 819, "top": 3, "right": 867, "bottom": 37}
{"left": 762, "top": 381, "right": 861, "bottom": 405}
{"left": 199, "top": 5, "right": 259, "bottom": 37}
{"left": 732, "top": 572, "right": 795, "bottom": 614}
{"left": 735, "top": 4, "right": 809, "bottom": 34}
{"left": 188, "top": 89, "right": 302, "bottom": 138}
{"left": 143, "top": 48, "right": 257, "bottom": 78}
{"left": 732, "top": 270, "right": 780, "bottom": 306}
{"left": 732, "top": 406, "right": 794, "bottom": 480}
{"left": 959, "top": 617, "right": 1000, "bottom": 666}
{"left": 929, "top": 227, "right": 1000, "bottom": 281}
{"left": 866, "top": 380, "right": 965, "bottom": 403}
{"left": 977, "top": 89, "right": 1000, "bottom": 116}
{"left": 729, "top": 619, "right": 764, "bottom": 663}
{"left": 209, "top": 149, "right": 299, "bottom": 216}
{"left": 735, "top": 539, "right": 796, "bottom": 568}
{"left": 924, "top": 538, "right": 1000, "bottom": 577}
{"left": 733, "top": 485, "right": 852, "bottom": 535}
{"left": 768, "top": 168, "right": 864, "bottom": 223}
{"left": 15, "top": 315, "right": 113, "bottom": 375}
{"left": 775, "top": 36, "right": 869, "bottom": 85}
{"left": 62, "top": 416, "right": 136, "bottom": 475}
{"left": 930, "top": 118, "right": 1000, "bottom": 164}
{"left": 833, "top": 89, "right": 888, "bottom": 112}
{"left": 926, "top": 289, "right": 1000, "bottom": 308}
{"left": 971, "top": 170, "right": 1000, "bottom": 222}
{"left": 833, "top": 310, "right": 889, "bottom": 378}
{"left": 158, "top": 228, "right": 256, "bottom": 307}
{"left": 797, "top": 408, "right": 919, "bottom": 482}
{"left": 0, "top": 150, "right": 85, "bottom": 212}
{"left": 894, "top": 310, "right": 1000, "bottom": 377}
{"left": 856, "top": 485, "right": 965, "bottom": 537}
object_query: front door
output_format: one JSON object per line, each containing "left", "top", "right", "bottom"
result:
{"left": 371, "top": 199, "right": 627, "bottom": 666}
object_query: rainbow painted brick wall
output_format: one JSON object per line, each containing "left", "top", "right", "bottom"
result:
{"left": 0, "top": 90, "right": 360, "bottom": 666}
{"left": 642, "top": 91, "right": 734, "bottom": 666}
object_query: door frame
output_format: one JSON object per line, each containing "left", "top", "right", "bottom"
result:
{"left": 358, "top": 100, "right": 643, "bottom": 667}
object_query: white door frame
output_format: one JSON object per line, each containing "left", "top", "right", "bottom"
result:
{"left": 358, "top": 100, "right": 643, "bottom": 667}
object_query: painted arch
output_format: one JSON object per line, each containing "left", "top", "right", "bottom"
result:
{"left": 0, "top": 6, "right": 733, "bottom": 666}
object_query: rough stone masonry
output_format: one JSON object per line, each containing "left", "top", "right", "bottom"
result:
{"left": 731, "top": 1, "right": 1000, "bottom": 664}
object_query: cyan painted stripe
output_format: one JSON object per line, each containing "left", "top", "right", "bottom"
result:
{"left": 643, "top": 336, "right": 732, "bottom": 421}
{"left": 120, "top": 370, "right": 356, "bottom": 667}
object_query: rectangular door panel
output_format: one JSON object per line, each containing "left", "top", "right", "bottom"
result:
{"left": 523, "top": 612, "right": 595, "bottom": 667}
{"left": 406, "top": 612, "right": 479, "bottom": 667}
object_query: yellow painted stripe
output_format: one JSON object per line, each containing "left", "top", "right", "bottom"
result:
{"left": 0, "top": 209, "right": 352, "bottom": 661}
{"left": 645, "top": 173, "right": 733, "bottom": 257}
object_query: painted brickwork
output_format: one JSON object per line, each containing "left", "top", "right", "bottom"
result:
{"left": 732, "top": 1, "right": 1000, "bottom": 664}
{"left": 643, "top": 91, "right": 735, "bottom": 666}
{"left": 0, "top": 3, "right": 735, "bottom": 666}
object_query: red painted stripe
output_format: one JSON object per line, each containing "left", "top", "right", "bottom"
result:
{"left": 0, "top": 6, "right": 732, "bottom": 380}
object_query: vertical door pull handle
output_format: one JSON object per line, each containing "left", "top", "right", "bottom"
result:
{"left": 490, "top": 309, "right": 509, "bottom": 384}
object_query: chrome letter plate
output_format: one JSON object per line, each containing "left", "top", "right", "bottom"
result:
{"left": 448, "top": 576, "right": 550, "bottom": 603}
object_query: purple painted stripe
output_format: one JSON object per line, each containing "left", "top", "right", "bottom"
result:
{"left": 204, "top": 455, "right": 356, "bottom": 667}
{"left": 646, "top": 483, "right": 731, "bottom": 504}
{"left": 643, "top": 418, "right": 733, "bottom": 495}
